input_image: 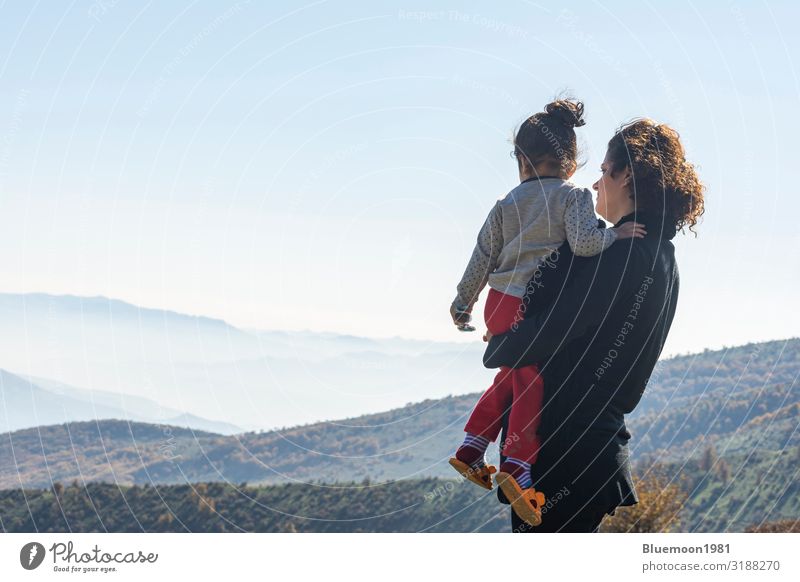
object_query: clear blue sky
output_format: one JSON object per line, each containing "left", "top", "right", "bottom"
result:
{"left": 1, "top": 0, "right": 798, "bottom": 355}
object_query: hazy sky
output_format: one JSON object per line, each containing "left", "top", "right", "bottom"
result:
{"left": 1, "top": 0, "right": 798, "bottom": 356}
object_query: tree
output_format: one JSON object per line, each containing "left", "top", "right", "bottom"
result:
{"left": 746, "top": 519, "right": 800, "bottom": 533}
{"left": 716, "top": 459, "right": 731, "bottom": 484}
{"left": 601, "top": 469, "right": 688, "bottom": 533}
{"left": 699, "top": 444, "right": 718, "bottom": 472}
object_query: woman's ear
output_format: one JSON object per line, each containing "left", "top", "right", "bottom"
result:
{"left": 622, "top": 167, "right": 633, "bottom": 188}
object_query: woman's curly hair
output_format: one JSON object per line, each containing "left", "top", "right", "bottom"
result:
{"left": 607, "top": 119, "right": 705, "bottom": 234}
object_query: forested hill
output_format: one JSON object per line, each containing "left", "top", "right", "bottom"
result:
{"left": 2, "top": 338, "right": 796, "bottom": 489}
{"left": 2, "top": 466, "right": 797, "bottom": 533}
{"left": 1, "top": 338, "right": 797, "bottom": 531}
{"left": 0, "top": 480, "right": 507, "bottom": 533}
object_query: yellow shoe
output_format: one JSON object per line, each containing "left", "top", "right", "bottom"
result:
{"left": 448, "top": 457, "right": 497, "bottom": 490}
{"left": 496, "top": 472, "right": 546, "bottom": 527}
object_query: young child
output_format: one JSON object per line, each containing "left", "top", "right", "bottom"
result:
{"left": 449, "top": 99, "right": 644, "bottom": 527}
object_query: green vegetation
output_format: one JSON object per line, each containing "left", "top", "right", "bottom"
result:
{"left": 3, "top": 454, "right": 795, "bottom": 532}
{"left": 601, "top": 470, "right": 689, "bottom": 533}
{"left": 0, "top": 479, "right": 509, "bottom": 533}
{"left": 1, "top": 338, "right": 797, "bottom": 532}
{"left": 668, "top": 447, "right": 800, "bottom": 532}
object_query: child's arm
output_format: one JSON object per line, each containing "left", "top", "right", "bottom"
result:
{"left": 564, "top": 188, "right": 645, "bottom": 256}
{"left": 452, "top": 202, "right": 503, "bottom": 314}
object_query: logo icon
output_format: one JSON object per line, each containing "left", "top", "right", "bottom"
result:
{"left": 20, "top": 542, "right": 46, "bottom": 570}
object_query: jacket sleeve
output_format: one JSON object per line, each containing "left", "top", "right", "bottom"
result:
{"left": 483, "top": 243, "right": 635, "bottom": 368}
{"left": 565, "top": 188, "right": 617, "bottom": 257}
{"left": 453, "top": 202, "right": 503, "bottom": 308}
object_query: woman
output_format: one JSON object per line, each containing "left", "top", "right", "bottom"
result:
{"left": 483, "top": 118, "right": 705, "bottom": 532}
{"left": 446, "top": 100, "right": 644, "bottom": 529}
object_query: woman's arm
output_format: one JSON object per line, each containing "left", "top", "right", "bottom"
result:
{"left": 483, "top": 243, "right": 635, "bottom": 368}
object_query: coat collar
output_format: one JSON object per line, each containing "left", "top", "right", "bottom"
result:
{"left": 615, "top": 211, "right": 677, "bottom": 241}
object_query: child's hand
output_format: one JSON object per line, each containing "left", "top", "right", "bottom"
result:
{"left": 613, "top": 221, "right": 647, "bottom": 240}
{"left": 450, "top": 303, "right": 472, "bottom": 326}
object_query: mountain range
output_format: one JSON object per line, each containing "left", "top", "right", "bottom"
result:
{"left": 1, "top": 292, "right": 797, "bottom": 532}
{"left": 0, "top": 369, "right": 242, "bottom": 435}
{"left": 1, "top": 337, "right": 797, "bottom": 532}
{"left": 6, "top": 337, "right": 796, "bottom": 484}
{"left": 0, "top": 292, "right": 491, "bottom": 431}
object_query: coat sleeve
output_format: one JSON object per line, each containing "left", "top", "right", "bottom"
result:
{"left": 565, "top": 188, "right": 617, "bottom": 257}
{"left": 453, "top": 201, "right": 503, "bottom": 308}
{"left": 483, "top": 243, "right": 636, "bottom": 368}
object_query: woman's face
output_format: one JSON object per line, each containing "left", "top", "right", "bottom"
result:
{"left": 593, "top": 150, "right": 633, "bottom": 223}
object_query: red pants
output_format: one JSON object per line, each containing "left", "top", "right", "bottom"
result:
{"left": 464, "top": 288, "right": 544, "bottom": 463}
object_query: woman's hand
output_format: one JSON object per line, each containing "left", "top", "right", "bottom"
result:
{"left": 483, "top": 329, "right": 493, "bottom": 342}
{"left": 613, "top": 221, "right": 647, "bottom": 239}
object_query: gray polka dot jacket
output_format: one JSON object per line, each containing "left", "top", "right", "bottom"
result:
{"left": 454, "top": 177, "right": 617, "bottom": 309}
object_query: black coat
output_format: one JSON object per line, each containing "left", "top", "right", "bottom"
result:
{"left": 484, "top": 211, "right": 680, "bottom": 513}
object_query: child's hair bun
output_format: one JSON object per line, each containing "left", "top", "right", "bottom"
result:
{"left": 544, "top": 99, "right": 586, "bottom": 128}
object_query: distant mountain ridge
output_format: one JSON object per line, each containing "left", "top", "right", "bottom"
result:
{"left": 0, "top": 292, "right": 487, "bottom": 430}
{"left": 5, "top": 292, "right": 236, "bottom": 326}
{"left": 0, "top": 369, "right": 242, "bottom": 435}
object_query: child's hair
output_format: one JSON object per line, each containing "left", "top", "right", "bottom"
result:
{"left": 513, "top": 99, "right": 586, "bottom": 175}
{"left": 606, "top": 118, "right": 705, "bottom": 234}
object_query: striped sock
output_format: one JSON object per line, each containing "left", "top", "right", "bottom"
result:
{"left": 455, "top": 433, "right": 490, "bottom": 469}
{"left": 501, "top": 457, "right": 532, "bottom": 489}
